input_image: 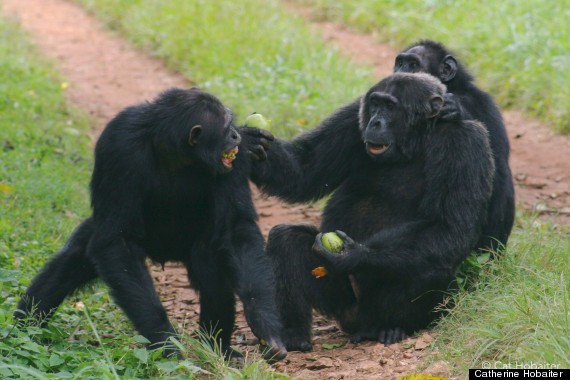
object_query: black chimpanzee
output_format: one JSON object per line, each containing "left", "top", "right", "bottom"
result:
{"left": 394, "top": 40, "right": 515, "bottom": 252}
{"left": 14, "top": 88, "right": 286, "bottom": 362}
{"left": 251, "top": 73, "right": 495, "bottom": 350}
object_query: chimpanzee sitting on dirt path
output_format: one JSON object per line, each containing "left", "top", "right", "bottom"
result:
{"left": 251, "top": 73, "right": 495, "bottom": 350}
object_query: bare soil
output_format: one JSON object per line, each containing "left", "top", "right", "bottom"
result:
{"left": 3, "top": 0, "right": 568, "bottom": 379}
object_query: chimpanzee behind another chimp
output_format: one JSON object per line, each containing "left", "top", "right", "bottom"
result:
{"left": 394, "top": 40, "right": 515, "bottom": 252}
{"left": 15, "top": 88, "right": 286, "bottom": 362}
{"left": 252, "top": 73, "right": 495, "bottom": 350}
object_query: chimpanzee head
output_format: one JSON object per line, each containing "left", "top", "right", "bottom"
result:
{"left": 358, "top": 73, "right": 445, "bottom": 162}
{"left": 151, "top": 87, "right": 241, "bottom": 173}
{"left": 393, "top": 40, "right": 473, "bottom": 90}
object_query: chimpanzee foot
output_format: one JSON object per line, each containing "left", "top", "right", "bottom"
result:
{"left": 349, "top": 328, "right": 379, "bottom": 343}
{"left": 378, "top": 327, "right": 407, "bottom": 345}
{"left": 282, "top": 332, "right": 312, "bottom": 352}
{"left": 259, "top": 338, "right": 287, "bottom": 363}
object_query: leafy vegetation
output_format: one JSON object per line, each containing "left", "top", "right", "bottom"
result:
{"left": 0, "top": 16, "right": 283, "bottom": 379}
{"left": 293, "top": 0, "right": 570, "bottom": 133}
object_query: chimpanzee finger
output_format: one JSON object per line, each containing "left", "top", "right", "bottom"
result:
{"left": 259, "top": 138, "right": 272, "bottom": 151}
{"left": 312, "top": 233, "right": 345, "bottom": 276}
{"left": 258, "top": 128, "right": 275, "bottom": 141}
{"left": 378, "top": 328, "right": 406, "bottom": 346}
{"left": 439, "top": 93, "right": 462, "bottom": 121}
{"left": 334, "top": 230, "right": 354, "bottom": 244}
{"left": 334, "top": 230, "right": 357, "bottom": 250}
{"left": 312, "top": 234, "right": 340, "bottom": 262}
{"left": 312, "top": 233, "right": 327, "bottom": 255}
{"left": 249, "top": 145, "right": 268, "bottom": 161}
{"left": 242, "top": 126, "right": 274, "bottom": 141}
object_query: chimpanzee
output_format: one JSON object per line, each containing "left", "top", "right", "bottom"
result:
{"left": 394, "top": 40, "right": 514, "bottom": 252}
{"left": 251, "top": 73, "right": 495, "bottom": 350}
{"left": 14, "top": 88, "right": 286, "bottom": 362}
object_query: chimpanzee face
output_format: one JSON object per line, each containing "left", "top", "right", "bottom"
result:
{"left": 188, "top": 102, "right": 241, "bottom": 173}
{"left": 150, "top": 88, "right": 241, "bottom": 174}
{"left": 394, "top": 43, "right": 458, "bottom": 83}
{"left": 394, "top": 45, "right": 433, "bottom": 74}
{"left": 358, "top": 73, "right": 445, "bottom": 163}
{"left": 188, "top": 105, "right": 242, "bottom": 174}
{"left": 359, "top": 90, "right": 402, "bottom": 161}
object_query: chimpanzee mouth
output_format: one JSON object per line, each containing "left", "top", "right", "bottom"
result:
{"left": 221, "top": 146, "right": 239, "bottom": 168}
{"left": 366, "top": 143, "right": 391, "bottom": 155}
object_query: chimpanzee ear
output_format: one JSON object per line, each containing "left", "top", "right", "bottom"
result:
{"left": 440, "top": 55, "right": 457, "bottom": 82}
{"left": 188, "top": 125, "right": 202, "bottom": 146}
{"left": 429, "top": 95, "right": 444, "bottom": 118}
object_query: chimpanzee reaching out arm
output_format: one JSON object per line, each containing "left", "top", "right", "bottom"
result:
{"left": 246, "top": 101, "right": 365, "bottom": 203}
{"left": 15, "top": 88, "right": 286, "bottom": 362}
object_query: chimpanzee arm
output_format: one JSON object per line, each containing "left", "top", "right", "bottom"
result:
{"left": 228, "top": 218, "right": 287, "bottom": 361}
{"left": 249, "top": 101, "right": 364, "bottom": 203}
{"left": 314, "top": 120, "right": 495, "bottom": 278}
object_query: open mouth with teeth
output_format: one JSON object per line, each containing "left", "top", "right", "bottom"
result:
{"left": 366, "top": 143, "right": 391, "bottom": 155}
{"left": 221, "top": 146, "right": 239, "bottom": 169}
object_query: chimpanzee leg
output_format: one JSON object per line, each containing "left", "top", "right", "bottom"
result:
{"left": 15, "top": 217, "right": 97, "bottom": 323}
{"left": 185, "top": 255, "right": 239, "bottom": 360}
{"left": 87, "top": 232, "right": 177, "bottom": 356}
{"left": 266, "top": 224, "right": 357, "bottom": 352}
{"left": 228, "top": 221, "right": 287, "bottom": 362}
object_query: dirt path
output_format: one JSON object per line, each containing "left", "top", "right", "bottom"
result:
{"left": 3, "top": 0, "right": 568, "bottom": 379}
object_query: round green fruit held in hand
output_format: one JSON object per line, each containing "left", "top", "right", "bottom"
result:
{"left": 245, "top": 113, "right": 270, "bottom": 129}
{"left": 321, "top": 232, "right": 344, "bottom": 253}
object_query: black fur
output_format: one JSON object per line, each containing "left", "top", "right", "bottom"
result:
{"left": 252, "top": 73, "right": 495, "bottom": 350}
{"left": 395, "top": 40, "right": 515, "bottom": 252}
{"left": 15, "top": 88, "right": 286, "bottom": 362}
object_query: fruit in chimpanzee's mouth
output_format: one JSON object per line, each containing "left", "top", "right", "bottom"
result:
{"left": 222, "top": 146, "right": 239, "bottom": 168}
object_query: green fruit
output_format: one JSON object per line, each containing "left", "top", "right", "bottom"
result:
{"left": 321, "top": 232, "right": 344, "bottom": 253}
{"left": 245, "top": 113, "right": 270, "bottom": 129}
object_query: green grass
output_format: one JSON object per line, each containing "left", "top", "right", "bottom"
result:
{"left": 0, "top": 15, "right": 283, "bottom": 379}
{"left": 76, "top": 0, "right": 373, "bottom": 138}
{"left": 293, "top": 0, "right": 570, "bottom": 133}
{"left": 430, "top": 214, "right": 570, "bottom": 374}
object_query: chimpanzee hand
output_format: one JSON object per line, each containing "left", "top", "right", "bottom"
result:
{"left": 438, "top": 93, "right": 467, "bottom": 122}
{"left": 237, "top": 126, "right": 274, "bottom": 161}
{"left": 312, "top": 230, "right": 357, "bottom": 275}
